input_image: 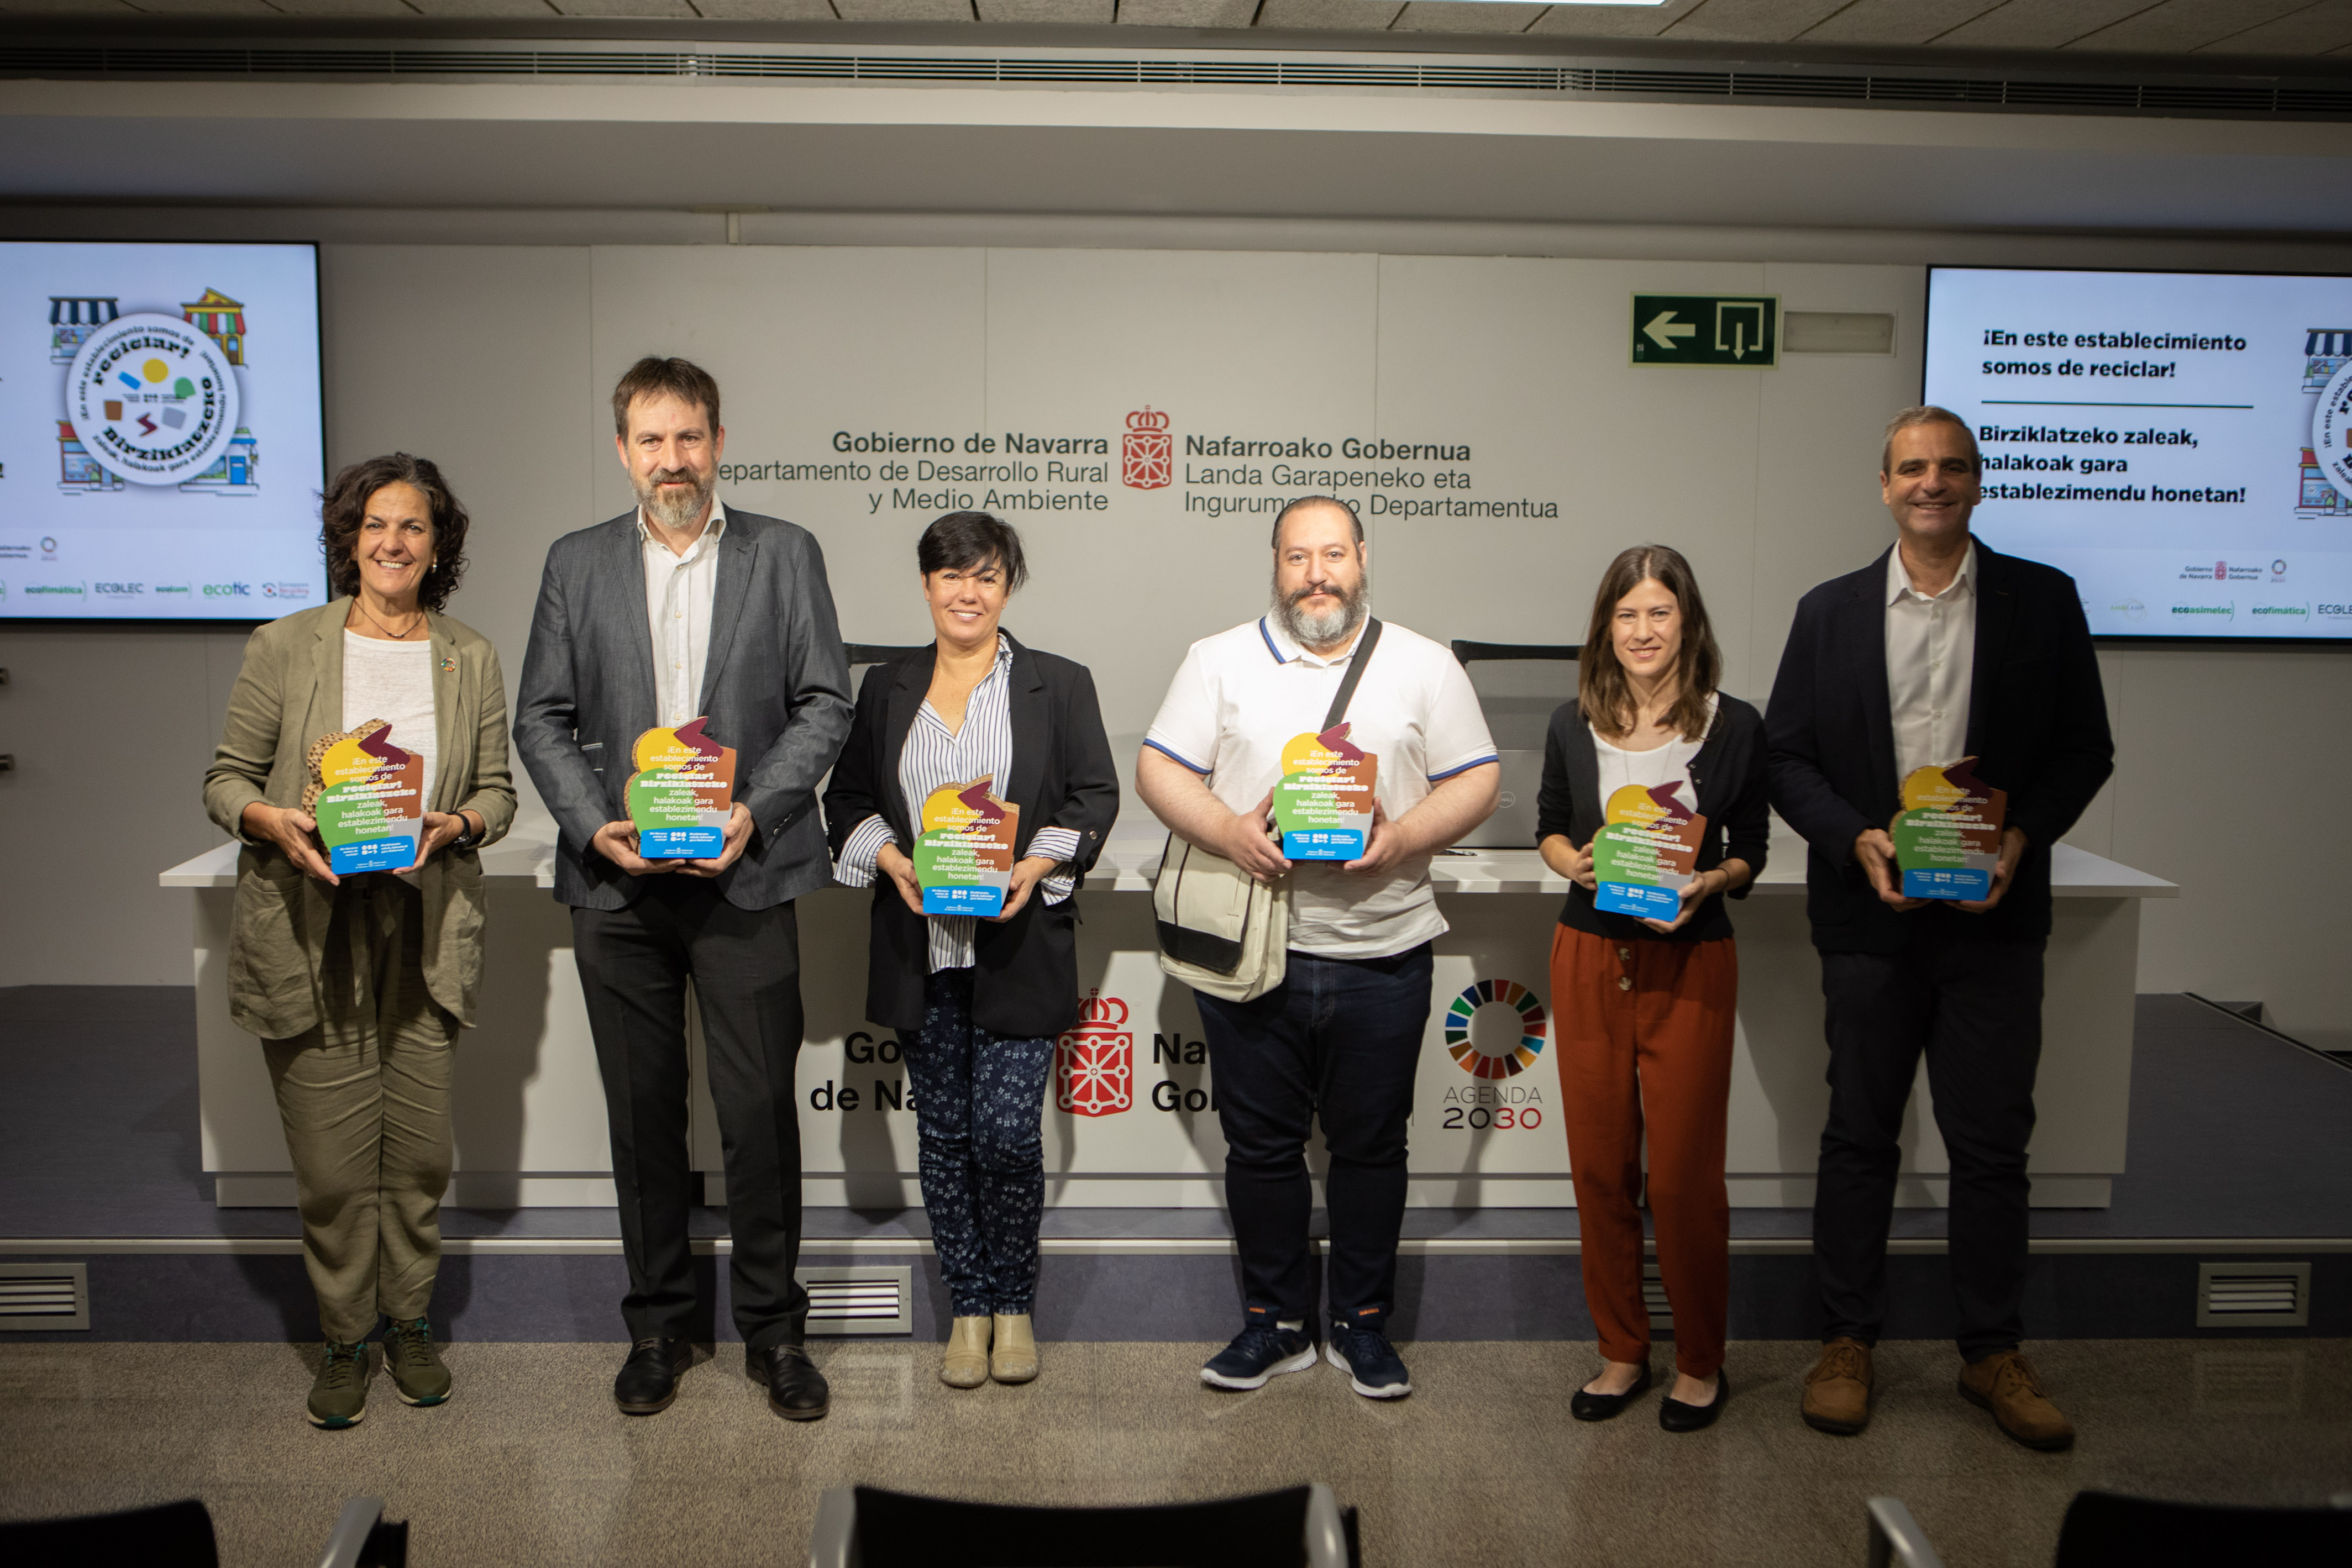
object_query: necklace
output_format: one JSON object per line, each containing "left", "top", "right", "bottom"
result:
{"left": 351, "top": 601, "right": 426, "bottom": 640}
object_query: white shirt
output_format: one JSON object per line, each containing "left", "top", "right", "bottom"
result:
{"left": 643, "top": 498, "right": 727, "bottom": 730}
{"left": 1591, "top": 692, "right": 1716, "bottom": 820}
{"left": 1144, "top": 614, "right": 1498, "bottom": 959}
{"left": 833, "top": 635, "right": 1084, "bottom": 973}
{"left": 340, "top": 630, "right": 437, "bottom": 817}
{"left": 1886, "top": 539, "right": 1977, "bottom": 783}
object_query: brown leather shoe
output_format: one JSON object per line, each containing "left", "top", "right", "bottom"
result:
{"left": 1959, "top": 1350, "right": 2075, "bottom": 1451}
{"left": 1800, "top": 1337, "right": 1874, "bottom": 1435}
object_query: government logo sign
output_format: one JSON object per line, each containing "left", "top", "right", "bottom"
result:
{"left": 64, "top": 312, "right": 240, "bottom": 487}
{"left": 1056, "top": 991, "right": 1133, "bottom": 1116}
{"left": 1121, "top": 407, "right": 1171, "bottom": 490}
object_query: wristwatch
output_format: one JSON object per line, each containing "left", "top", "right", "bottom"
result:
{"left": 450, "top": 815, "right": 480, "bottom": 849}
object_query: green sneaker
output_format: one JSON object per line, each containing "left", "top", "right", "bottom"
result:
{"left": 383, "top": 1317, "right": 451, "bottom": 1407}
{"left": 307, "top": 1340, "right": 369, "bottom": 1429}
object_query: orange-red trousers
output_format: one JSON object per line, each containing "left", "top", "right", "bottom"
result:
{"left": 1550, "top": 924, "right": 1737, "bottom": 1378}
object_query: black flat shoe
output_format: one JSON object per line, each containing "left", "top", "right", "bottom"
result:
{"left": 1659, "top": 1370, "right": 1730, "bottom": 1433}
{"left": 750, "top": 1343, "right": 830, "bottom": 1422}
{"left": 613, "top": 1337, "right": 692, "bottom": 1416}
{"left": 1570, "top": 1364, "right": 1655, "bottom": 1422}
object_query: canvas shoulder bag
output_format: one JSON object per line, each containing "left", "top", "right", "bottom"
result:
{"left": 1152, "top": 618, "right": 1383, "bottom": 1002}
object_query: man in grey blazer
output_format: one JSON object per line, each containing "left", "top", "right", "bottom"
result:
{"left": 516, "top": 357, "right": 853, "bottom": 1420}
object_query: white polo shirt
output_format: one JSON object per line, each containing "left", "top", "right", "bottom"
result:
{"left": 1144, "top": 614, "right": 1497, "bottom": 959}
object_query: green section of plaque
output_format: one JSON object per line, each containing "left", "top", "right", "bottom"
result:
{"left": 1631, "top": 294, "right": 1779, "bottom": 367}
{"left": 1590, "top": 821, "right": 1668, "bottom": 886}
{"left": 627, "top": 770, "right": 704, "bottom": 831}
{"left": 1892, "top": 807, "right": 1975, "bottom": 870}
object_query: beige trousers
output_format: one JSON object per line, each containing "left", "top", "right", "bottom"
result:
{"left": 263, "top": 876, "right": 457, "bottom": 1343}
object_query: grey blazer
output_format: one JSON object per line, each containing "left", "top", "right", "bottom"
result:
{"left": 513, "top": 507, "right": 854, "bottom": 912}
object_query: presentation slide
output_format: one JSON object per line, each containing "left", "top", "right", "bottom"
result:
{"left": 0, "top": 241, "right": 324, "bottom": 620}
{"left": 1925, "top": 266, "right": 2352, "bottom": 640}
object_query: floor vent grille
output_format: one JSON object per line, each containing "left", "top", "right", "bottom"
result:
{"left": 0, "top": 1262, "right": 90, "bottom": 1332}
{"left": 799, "top": 1265, "right": 914, "bottom": 1336}
{"left": 2196, "top": 1261, "right": 2311, "bottom": 1329}
{"left": 1642, "top": 1265, "right": 1672, "bottom": 1329}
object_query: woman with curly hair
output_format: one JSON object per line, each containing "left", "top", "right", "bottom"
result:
{"left": 203, "top": 453, "right": 516, "bottom": 1430}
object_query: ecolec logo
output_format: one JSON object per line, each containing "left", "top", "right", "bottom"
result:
{"left": 1443, "top": 979, "right": 1548, "bottom": 1080}
{"left": 1121, "top": 407, "right": 1172, "bottom": 490}
{"left": 1056, "top": 990, "right": 1133, "bottom": 1116}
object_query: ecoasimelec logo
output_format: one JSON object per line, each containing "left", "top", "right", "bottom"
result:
{"left": 1056, "top": 990, "right": 1133, "bottom": 1117}
{"left": 1440, "top": 978, "right": 1547, "bottom": 1132}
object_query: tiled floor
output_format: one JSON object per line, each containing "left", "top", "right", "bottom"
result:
{"left": 4, "top": 1338, "right": 2348, "bottom": 1566}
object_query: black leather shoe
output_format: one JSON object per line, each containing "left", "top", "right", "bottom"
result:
{"left": 613, "top": 1337, "right": 692, "bottom": 1416}
{"left": 1660, "top": 1370, "right": 1730, "bottom": 1432}
{"left": 749, "top": 1344, "right": 829, "bottom": 1422}
{"left": 1569, "top": 1363, "right": 1655, "bottom": 1422}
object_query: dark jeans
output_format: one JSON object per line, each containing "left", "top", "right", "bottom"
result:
{"left": 573, "top": 880, "right": 810, "bottom": 1352}
{"left": 905, "top": 969, "right": 1057, "bottom": 1318}
{"left": 1814, "top": 913, "right": 2045, "bottom": 1359}
{"left": 1194, "top": 942, "right": 1434, "bottom": 1333}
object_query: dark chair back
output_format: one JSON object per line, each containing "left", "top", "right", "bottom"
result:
{"left": 0, "top": 1498, "right": 218, "bottom": 1565}
{"left": 2055, "top": 1490, "right": 2352, "bottom": 1566}
{"left": 812, "top": 1483, "right": 1357, "bottom": 1568}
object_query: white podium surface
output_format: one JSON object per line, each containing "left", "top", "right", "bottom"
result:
{"left": 166, "top": 823, "right": 2175, "bottom": 1211}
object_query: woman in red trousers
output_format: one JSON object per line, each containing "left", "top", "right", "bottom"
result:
{"left": 1536, "top": 544, "right": 1769, "bottom": 1433}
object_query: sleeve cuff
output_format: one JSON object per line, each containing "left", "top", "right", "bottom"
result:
{"left": 1028, "top": 825, "right": 1084, "bottom": 904}
{"left": 1142, "top": 736, "right": 1211, "bottom": 775}
{"left": 834, "top": 813, "right": 894, "bottom": 888}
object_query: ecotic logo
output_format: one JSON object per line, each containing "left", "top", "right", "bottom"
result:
{"left": 1121, "top": 408, "right": 1171, "bottom": 490}
{"left": 203, "top": 581, "right": 251, "bottom": 598}
{"left": 1443, "top": 979, "right": 1548, "bottom": 1081}
{"left": 1056, "top": 991, "right": 1132, "bottom": 1117}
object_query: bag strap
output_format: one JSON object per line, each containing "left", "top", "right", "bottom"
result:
{"left": 1320, "top": 616, "right": 1382, "bottom": 734}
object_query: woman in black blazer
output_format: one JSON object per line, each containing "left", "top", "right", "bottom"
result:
{"left": 823, "top": 513, "right": 1119, "bottom": 1391}
{"left": 1535, "top": 544, "right": 1770, "bottom": 1434}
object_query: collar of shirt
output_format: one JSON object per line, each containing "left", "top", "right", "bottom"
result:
{"left": 1258, "top": 611, "right": 1369, "bottom": 670}
{"left": 1887, "top": 537, "right": 1976, "bottom": 608}
{"left": 637, "top": 496, "right": 727, "bottom": 561}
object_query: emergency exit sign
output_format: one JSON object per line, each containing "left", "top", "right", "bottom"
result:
{"left": 1631, "top": 295, "right": 1779, "bottom": 367}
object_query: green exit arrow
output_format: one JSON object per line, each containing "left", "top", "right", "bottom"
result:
{"left": 1631, "top": 294, "right": 1780, "bottom": 367}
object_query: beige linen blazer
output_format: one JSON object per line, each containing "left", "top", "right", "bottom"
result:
{"left": 203, "top": 598, "right": 518, "bottom": 1039}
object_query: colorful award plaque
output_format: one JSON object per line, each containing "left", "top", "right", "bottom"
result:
{"left": 1272, "top": 722, "right": 1378, "bottom": 861}
{"left": 1590, "top": 782, "right": 1708, "bottom": 920}
{"left": 626, "top": 718, "right": 738, "bottom": 860}
{"left": 305, "top": 720, "right": 426, "bottom": 875}
{"left": 1891, "top": 757, "right": 2007, "bottom": 901}
{"left": 915, "top": 775, "right": 1021, "bottom": 916}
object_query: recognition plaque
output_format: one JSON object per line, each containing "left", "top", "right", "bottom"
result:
{"left": 916, "top": 775, "right": 1020, "bottom": 916}
{"left": 1590, "top": 782, "right": 1707, "bottom": 920}
{"left": 1891, "top": 757, "right": 2007, "bottom": 901}
{"left": 626, "top": 718, "right": 738, "bottom": 860}
{"left": 1272, "top": 722, "right": 1378, "bottom": 861}
{"left": 306, "top": 720, "right": 425, "bottom": 875}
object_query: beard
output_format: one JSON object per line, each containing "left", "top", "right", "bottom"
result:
{"left": 635, "top": 465, "right": 715, "bottom": 531}
{"left": 1272, "top": 570, "right": 1371, "bottom": 649}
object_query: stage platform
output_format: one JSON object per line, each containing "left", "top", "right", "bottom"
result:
{"left": 3, "top": 988, "right": 2345, "bottom": 1344}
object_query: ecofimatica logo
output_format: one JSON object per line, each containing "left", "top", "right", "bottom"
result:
{"left": 2171, "top": 602, "right": 2233, "bottom": 619}
{"left": 24, "top": 581, "right": 87, "bottom": 599}
{"left": 2250, "top": 604, "right": 2311, "bottom": 619}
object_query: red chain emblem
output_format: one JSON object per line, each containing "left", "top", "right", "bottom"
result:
{"left": 1056, "top": 990, "right": 1133, "bottom": 1116}
{"left": 1121, "top": 407, "right": 1171, "bottom": 490}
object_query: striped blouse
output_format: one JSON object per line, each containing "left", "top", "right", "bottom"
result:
{"left": 833, "top": 634, "right": 1083, "bottom": 974}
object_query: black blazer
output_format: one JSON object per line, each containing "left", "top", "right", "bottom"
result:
{"left": 1765, "top": 540, "right": 2114, "bottom": 953}
{"left": 1535, "top": 694, "right": 1771, "bottom": 944}
{"left": 822, "top": 634, "right": 1120, "bottom": 1039}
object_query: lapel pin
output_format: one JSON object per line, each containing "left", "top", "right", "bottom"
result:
{"left": 440, "top": 655, "right": 456, "bottom": 673}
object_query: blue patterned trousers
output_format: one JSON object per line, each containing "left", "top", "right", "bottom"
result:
{"left": 907, "top": 969, "right": 1056, "bottom": 1317}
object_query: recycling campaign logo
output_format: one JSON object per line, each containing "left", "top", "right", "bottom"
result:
{"left": 64, "top": 313, "right": 240, "bottom": 487}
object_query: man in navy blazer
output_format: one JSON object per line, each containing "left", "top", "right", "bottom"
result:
{"left": 1767, "top": 406, "right": 2112, "bottom": 1452}
{"left": 516, "top": 358, "right": 853, "bottom": 1422}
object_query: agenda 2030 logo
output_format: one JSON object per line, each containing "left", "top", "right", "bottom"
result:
{"left": 1439, "top": 978, "right": 1548, "bottom": 1132}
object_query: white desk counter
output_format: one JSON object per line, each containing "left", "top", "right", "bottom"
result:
{"left": 166, "top": 825, "right": 2174, "bottom": 1212}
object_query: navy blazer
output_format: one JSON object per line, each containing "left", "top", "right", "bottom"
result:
{"left": 1765, "top": 540, "right": 2114, "bottom": 952}
{"left": 822, "top": 634, "right": 1120, "bottom": 1039}
{"left": 513, "top": 508, "right": 855, "bottom": 912}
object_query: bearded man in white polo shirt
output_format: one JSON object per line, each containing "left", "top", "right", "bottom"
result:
{"left": 1138, "top": 496, "right": 1499, "bottom": 1400}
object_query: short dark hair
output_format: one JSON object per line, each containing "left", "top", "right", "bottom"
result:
{"left": 321, "top": 453, "right": 470, "bottom": 612}
{"left": 612, "top": 356, "right": 721, "bottom": 438}
{"left": 1881, "top": 405, "right": 1980, "bottom": 475}
{"left": 1270, "top": 494, "right": 1363, "bottom": 549}
{"left": 918, "top": 512, "right": 1028, "bottom": 592}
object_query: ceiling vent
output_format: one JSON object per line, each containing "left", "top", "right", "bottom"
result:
{"left": 0, "top": 1262, "right": 90, "bottom": 1332}
{"left": 2196, "top": 1261, "right": 2311, "bottom": 1329}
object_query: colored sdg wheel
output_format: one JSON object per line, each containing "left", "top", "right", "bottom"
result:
{"left": 1443, "top": 979, "right": 1547, "bottom": 1080}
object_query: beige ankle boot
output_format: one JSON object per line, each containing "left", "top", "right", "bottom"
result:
{"left": 990, "top": 1313, "right": 1038, "bottom": 1384}
{"left": 941, "top": 1316, "right": 991, "bottom": 1388}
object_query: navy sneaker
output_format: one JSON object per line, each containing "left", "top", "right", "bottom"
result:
{"left": 1200, "top": 1323, "right": 1317, "bottom": 1391}
{"left": 1327, "top": 1320, "right": 1412, "bottom": 1399}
